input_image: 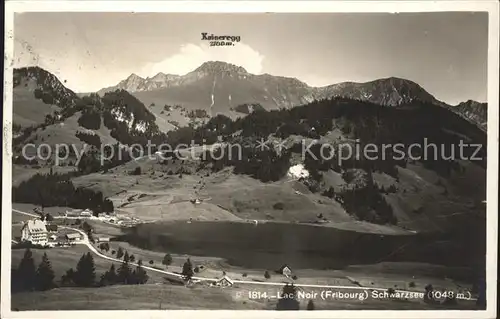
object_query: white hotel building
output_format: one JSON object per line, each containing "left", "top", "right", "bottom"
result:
{"left": 21, "top": 219, "right": 48, "bottom": 246}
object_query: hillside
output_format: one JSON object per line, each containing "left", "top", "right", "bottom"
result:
{"left": 450, "top": 100, "right": 487, "bottom": 130}
{"left": 12, "top": 67, "right": 79, "bottom": 130}
{"left": 313, "top": 77, "right": 444, "bottom": 107}
{"left": 12, "top": 68, "right": 167, "bottom": 172}
{"left": 65, "top": 97, "right": 486, "bottom": 271}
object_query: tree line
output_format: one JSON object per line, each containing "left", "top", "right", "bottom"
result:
{"left": 11, "top": 249, "right": 55, "bottom": 292}
{"left": 78, "top": 108, "right": 101, "bottom": 130}
{"left": 97, "top": 251, "right": 149, "bottom": 286}
{"left": 203, "top": 144, "right": 292, "bottom": 183}
{"left": 76, "top": 131, "right": 102, "bottom": 148}
{"left": 12, "top": 171, "right": 114, "bottom": 214}
{"left": 12, "top": 247, "right": 151, "bottom": 293}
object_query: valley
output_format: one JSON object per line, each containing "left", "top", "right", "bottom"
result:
{"left": 9, "top": 62, "right": 487, "bottom": 311}
{"left": 11, "top": 207, "right": 479, "bottom": 311}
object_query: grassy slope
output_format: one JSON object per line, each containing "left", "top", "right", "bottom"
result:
{"left": 145, "top": 103, "right": 196, "bottom": 133}
{"left": 11, "top": 280, "right": 478, "bottom": 310}
{"left": 12, "top": 246, "right": 113, "bottom": 280}
{"left": 11, "top": 284, "right": 266, "bottom": 310}
{"left": 13, "top": 81, "right": 60, "bottom": 128}
{"left": 20, "top": 112, "right": 118, "bottom": 157}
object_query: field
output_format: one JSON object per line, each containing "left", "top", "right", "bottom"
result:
{"left": 18, "top": 111, "right": 118, "bottom": 161}
{"left": 11, "top": 284, "right": 266, "bottom": 310}
{"left": 11, "top": 280, "right": 479, "bottom": 311}
{"left": 12, "top": 246, "right": 108, "bottom": 278}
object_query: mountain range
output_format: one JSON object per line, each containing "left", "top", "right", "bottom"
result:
{"left": 97, "top": 61, "right": 487, "bottom": 130}
{"left": 12, "top": 62, "right": 487, "bottom": 139}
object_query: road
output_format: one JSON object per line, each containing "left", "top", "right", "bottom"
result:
{"left": 12, "top": 208, "right": 475, "bottom": 300}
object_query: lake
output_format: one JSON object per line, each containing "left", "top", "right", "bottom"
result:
{"left": 117, "top": 220, "right": 484, "bottom": 270}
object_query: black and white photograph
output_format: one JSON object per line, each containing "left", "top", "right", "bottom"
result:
{"left": 2, "top": 1, "right": 499, "bottom": 318}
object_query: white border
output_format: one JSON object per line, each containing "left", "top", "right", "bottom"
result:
{"left": 2, "top": 1, "right": 499, "bottom": 319}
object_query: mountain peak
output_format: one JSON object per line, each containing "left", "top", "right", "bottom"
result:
{"left": 127, "top": 73, "right": 144, "bottom": 80}
{"left": 317, "top": 76, "right": 442, "bottom": 107}
{"left": 116, "top": 73, "right": 146, "bottom": 92}
{"left": 151, "top": 72, "right": 167, "bottom": 78}
{"left": 194, "top": 61, "right": 248, "bottom": 74}
{"left": 149, "top": 72, "right": 180, "bottom": 82}
{"left": 13, "top": 66, "right": 79, "bottom": 110}
{"left": 453, "top": 99, "right": 487, "bottom": 130}
{"left": 458, "top": 99, "right": 486, "bottom": 107}
{"left": 371, "top": 77, "right": 422, "bottom": 88}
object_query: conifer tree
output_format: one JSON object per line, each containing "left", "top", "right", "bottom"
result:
{"left": 182, "top": 258, "right": 194, "bottom": 280}
{"left": 276, "top": 284, "right": 300, "bottom": 310}
{"left": 133, "top": 260, "right": 149, "bottom": 285}
{"left": 117, "top": 256, "right": 132, "bottom": 284}
{"left": 14, "top": 248, "right": 37, "bottom": 292}
{"left": 107, "top": 264, "right": 117, "bottom": 284}
{"left": 116, "top": 247, "right": 124, "bottom": 259}
{"left": 100, "top": 264, "right": 117, "bottom": 286}
{"left": 35, "top": 253, "right": 55, "bottom": 291}
{"left": 307, "top": 299, "right": 315, "bottom": 310}
{"left": 74, "top": 252, "right": 96, "bottom": 287}
{"left": 61, "top": 268, "right": 75, "bottom": 286}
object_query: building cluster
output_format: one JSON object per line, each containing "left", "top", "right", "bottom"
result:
{"left": 20, "top": 218, "right": 82, "bottom": 247}
{"left": 106, "top": 214, "right": 140, "bottom": 227}
{"left": 64, "top": 208, "right": 94, "bottom": 218}
{"left": 63, "top": 209, "right": 140, "bottom": 226}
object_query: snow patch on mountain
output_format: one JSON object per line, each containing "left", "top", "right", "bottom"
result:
{"left": 78, "top": 128, "right": 96, "bottom": 135}
{"left": 111, "top": 108, "right": 134, "bottom": 129}
{"left": 135, "top": 121, "right": 147, "bottom": 133}
{"left": 288, "top": 164, "right": 310, "bottom": 179}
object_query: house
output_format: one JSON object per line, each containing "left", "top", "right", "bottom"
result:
{"left": 49, "top": 234, "right": 58, "bottom": 241}
{"left": 46, "top": 224, "right": 58, "bottom": 233}
{"left": 65, "top": 210, "right": 81, "bottom": 218}
{"left": 80, "top": 209, "right": 93, "bottom": 218}
{"left": 97, "top": 236, "right": 110, "bottom": 243}
{"left": 214, "top": 275, "right": 234, "bottom": 287}
{"left": 21, "top": 219, "right": 48, "bottom": 246}
{"left": 279, "top": 264, "right": 292, "bottom": 277}
{"left": 65, "top": 233, "right": 82, "bottom": 242}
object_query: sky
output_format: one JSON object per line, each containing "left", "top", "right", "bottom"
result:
{"left": 13, "top": 12, "right": 488, "bottom": 104}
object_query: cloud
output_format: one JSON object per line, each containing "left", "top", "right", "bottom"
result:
{"left": 139, "top": 42, "right": 264, "bottom": 77}
{"left": 13, "top": 39, "right": 266, "bottom": 92}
